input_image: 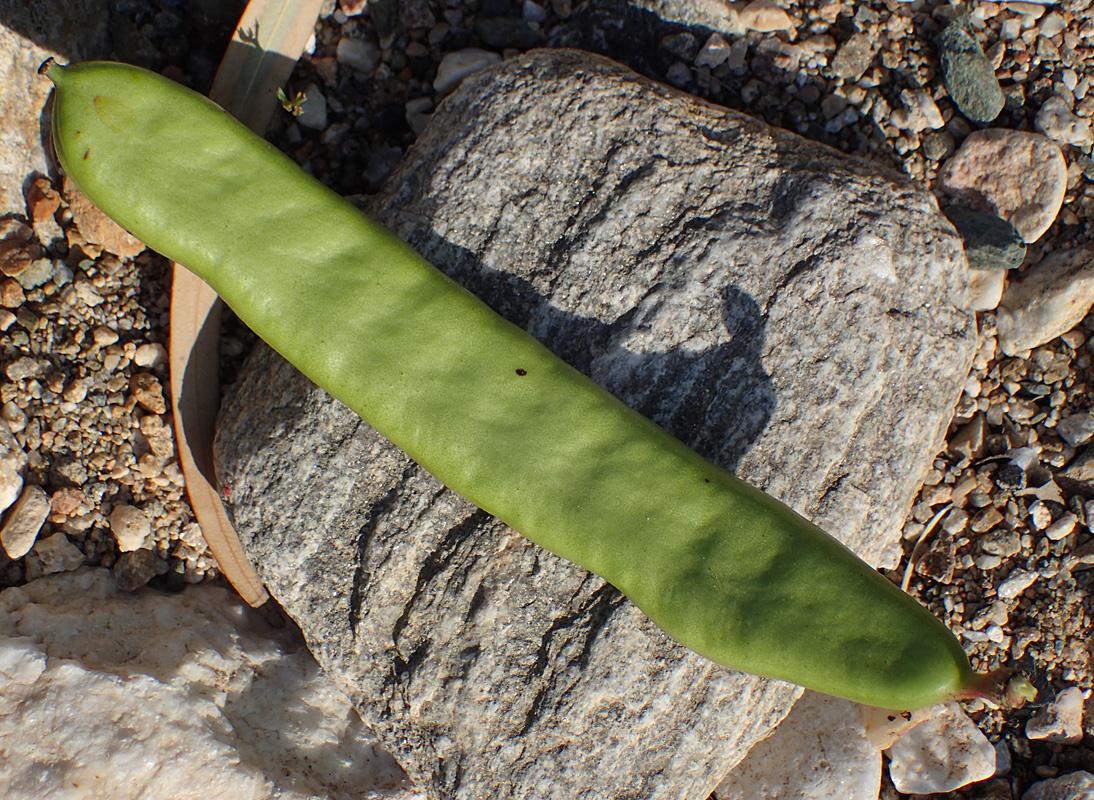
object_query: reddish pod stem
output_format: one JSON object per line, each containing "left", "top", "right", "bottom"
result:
{"left": 953, "top": 668, "right": 1037, "bottom": 709}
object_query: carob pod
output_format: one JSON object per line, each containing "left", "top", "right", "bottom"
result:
{"left": 44, "top": 59, "right": 1033, "bottom": 711}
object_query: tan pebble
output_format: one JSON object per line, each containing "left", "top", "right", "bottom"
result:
{"left": 950, "top": 476, "right": 980, "bottom": 507}
{"left": 996, "top": 248, "right": 1094, "bottom": 356}
{"left": 0, "top": 279, "right": 25, "bottom": 308}
{"left": 29, "top": 531, "right": 86, "bottom": 575}
{"left": 938, "top": 129, "right": 1066, "bottom": 243}
{"left": 950, "top": 413, "right": 986, "bottom": 460}
{"left": 1026, "top": 686, "right": 1084, "bottom": 743}
{"left": 0, "top": 310, "right": 15, "bottom": 330}
{"left": 129, "top": 373, "right": 167, "bottom": 414}
{"left": 74, "top": 279, "right": 105, "bottom": 307}
{"left": 1, "top": 401, "right": 27, "bottom": 434}
{"left": 1045, "top": 513, "right": 1077, "bottom": 541}
{"left": 137, "top": 453, "right": 162, "bottom": 479}
{"left": 62, "top": 176, "right": 146, "bottom": 259}
{"left": 1061, "top": 329, "right": 1086, "bottom": 349}
{"left": 1, "top": 484, "right": 50, "bottom": 558}
{"left": 739, "top": 0, "right": 793, "bottom": 32}
{"left": 92, "top": 325, "right": 119, "bottom": 346}
{"left": 920, "top": 483, "right": 953, "bottom": 506}
{"left": 1005, "top": 2, "right": 1045, "bottom": 19}
{"left": 183, "top": 566, "right": 206, "bottom": 584}
{"left": 812, "top": 0, "right": 840, "bottom": 23}
{"left": 109, "top": 503, "right": 151, "bottom": 551}
{"left": 26, "top": 176, "right": 61, "bottom": 225}
{"left": 50, "top": 487, "right": 86, "bottom": 517}
{"left": 62, "top": 379, "right": 90, "bottom": 404}
{"left": 45, "top": 373, "right": 65, "bottom": 394}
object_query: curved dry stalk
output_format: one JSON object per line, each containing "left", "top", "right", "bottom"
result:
{"left": 170, "top": 0, "right": 324, "bottom": 607}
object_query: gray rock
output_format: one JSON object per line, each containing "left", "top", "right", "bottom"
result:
{"left": 336, "top": 36, "right": 381, "bottom": 74}
{"left": 1058, "top": 413, "right": 1094, "bottom": 448}
{"left": 1062, "top": 447, "right": 1094, "bottom": 485}
{"left": 216, "top": 50, "right": 974, "bottom": 800}
{"left": 943, "top": 206, "right": 1026, "bottom": 271}
{"left": 295, "top": 83, "right": 328, "bottom": 131}
{"left": 112, "top": 548, "right": 167, "bottom": 592}
{"left": 831, "top": 33, "right": 878, "bottom": 81}
{"left": 1024, "top": 771, "right": 1094, "bottom": 800}
{"left": 935, "top": 21, "right": 1005, "bottom": 124}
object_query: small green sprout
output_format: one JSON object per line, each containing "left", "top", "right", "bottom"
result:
{"left": 277, "top": 87, "right": 306, "bottom": 116}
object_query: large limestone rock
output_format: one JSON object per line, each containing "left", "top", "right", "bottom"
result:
{"left": 0, "top": 568, "right": 416, "bottom": 800}
{"left": 215, "top": 50, "right": 974, "bottom": 800}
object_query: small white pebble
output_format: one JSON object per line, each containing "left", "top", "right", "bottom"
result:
{"left": 887, "top": 704, "right": 995, "bottom": 793}
{"left": 998, "top": 568, "right": 1037, "bottom": 601}
{"left": 109, "top": 504, "right": 151, "bottom": 552}
{"left": 1039, "top": 12, "right": 1067, "bottom": 39}
{"left": 1045, "top": 513, "right": 1077, "bottom": 541}
{"left": 133, "top": 342, "right": 168, "bottom": 368}
{"left": 1026, "top": 686, "right": 1084, "bottom": 744}
{"left": 1028, "top": 500, "right": 1053, "bottom": 530}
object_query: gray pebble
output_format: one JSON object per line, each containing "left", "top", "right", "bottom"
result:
{"left": 831, "top": 32, "right": 876, "bottom": 81}
{"left": 943, "top": 206, "right": 1026, "bottom": 271}
{"left": 475, "top": 16, "right": 537, "bottom": 49}
{"left": 1057, "top": 412, "right": 1094, "bottom": 448}
{"left": 113, "top": 548, "right": 169, "bottom": 592}
{"left": 15, "top": 258, "right": 55, "bottom": 290}
{"left": 337, "top": 37, "right": 381, "bottom": 74}
{"left": 935, "top": 20, "right": 1004, "bottom": 124}
{"left": 980, "top": 529, "right": 1022, "bottom": 558}
{"left": 995, "top": 463, "right": 1025, "bottom": 490}
{"left": 921, "top": 130, "right": 955, "bottom": 162}
{"left": 661, "top": 31, "right": 698, "bottom": 62}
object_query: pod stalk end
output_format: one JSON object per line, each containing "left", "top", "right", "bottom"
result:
{"left": 954, "top": 668, "right": 1036, "bottom": 709}
{"left": 38, "top": 57, "right": 64, "bottom": 83}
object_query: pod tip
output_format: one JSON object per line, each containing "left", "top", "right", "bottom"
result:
{"left": 956, "top": 668, "right": 1036, "bottom": 709}
{"left": 38, "top": 57, "right": 62, "bottom": 81}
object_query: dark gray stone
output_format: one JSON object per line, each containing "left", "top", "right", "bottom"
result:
{"left": 935, "top": 20, "right": 1005, "bottom": 124}
{"left": 112, "top": 549, "right": 167, "bottom": 592}
{"left": 474, "top": 16, "right": 537, "bottom": 50}
{"left": 944, "top": 206, "right": 1026, "bottom": 270}
{"left": 216, "top": 50, "right": 975, "bottom": 800}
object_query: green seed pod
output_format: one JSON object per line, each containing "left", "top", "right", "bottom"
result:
{"left": 44, "top": 59, "right": 1027, "bottom": 710}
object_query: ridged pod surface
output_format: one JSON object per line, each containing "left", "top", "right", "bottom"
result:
{"left": 46, "top": 60, "right": 996, "bottom": 710}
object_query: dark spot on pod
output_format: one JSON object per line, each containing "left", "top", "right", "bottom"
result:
{"left": 515, "top": 368, "right": 527, "bottom": 376}
{"left": 84, "top": 149, "right": 91, "bottom": 160}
